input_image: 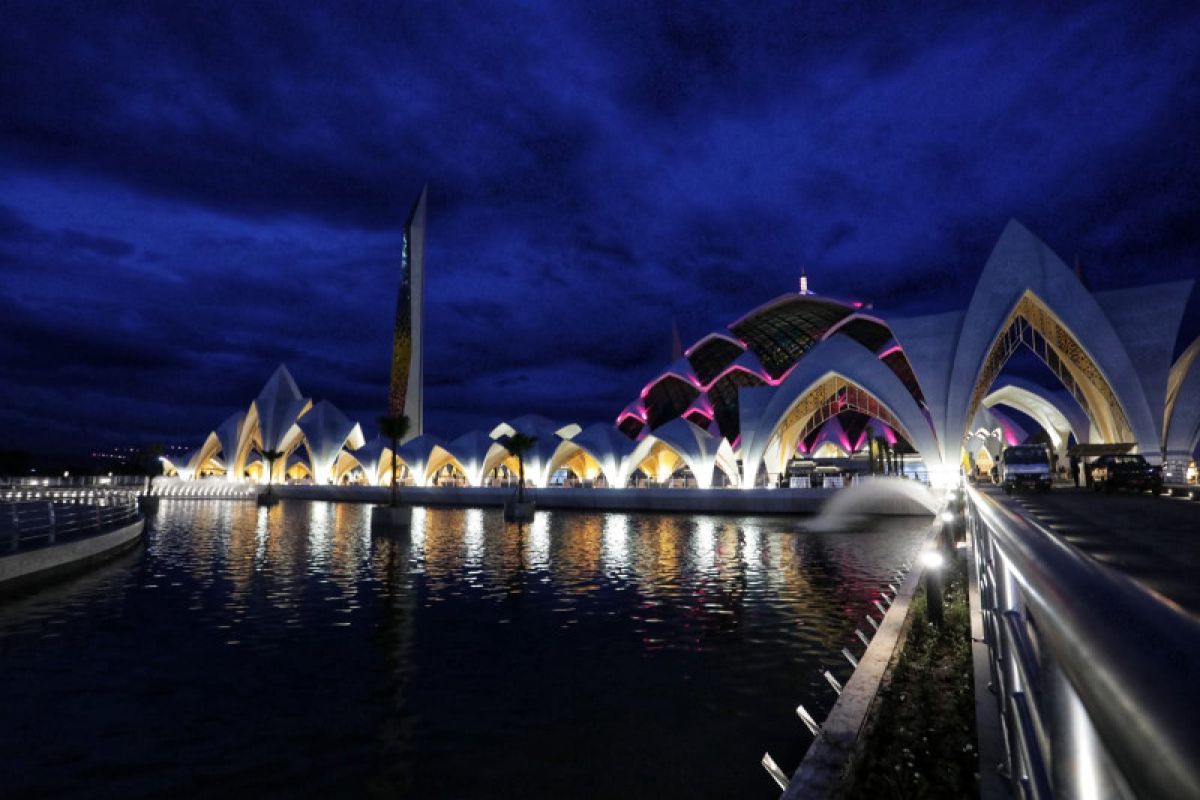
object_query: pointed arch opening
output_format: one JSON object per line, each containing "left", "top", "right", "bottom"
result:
{"left": 966, "top": 291, "right": 1135, "bottom": 447}
{"left": 757, "top": 374, "right": 923, "bottom": 483}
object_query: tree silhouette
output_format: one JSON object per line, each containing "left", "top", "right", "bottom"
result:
{"left": 378, "top": 415, "right": 411, "bottom": 508}
{"left": 261, "top": 448, "right": 285, "bottom": 497}
{"left": 499, "top": 433, "right": 537, "bottom": 504}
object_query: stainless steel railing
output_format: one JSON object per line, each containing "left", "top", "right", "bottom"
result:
{"left": 148, "top": 477, "right": 257, "bottom": 499}
{"left": 967, "top": 485, "right": 1200, "bottom": 799}
{"left": 0, "top": 490, "right": 141, "bottom": 552}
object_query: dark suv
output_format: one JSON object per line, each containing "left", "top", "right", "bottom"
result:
{"left": 1089, "top": 454, "right": 1163, "bottom": 494}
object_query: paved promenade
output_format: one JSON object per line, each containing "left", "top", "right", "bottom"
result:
{"left": 989, "top": 486, "right": 1200, "bottom": 616}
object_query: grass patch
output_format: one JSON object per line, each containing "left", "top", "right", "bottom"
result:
{"left": 839, "top": 554, "right": 977, "bottom": 799}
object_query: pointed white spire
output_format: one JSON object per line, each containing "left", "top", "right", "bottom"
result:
{"left": 799, "top": 268, "right": 812, "bottom": 295}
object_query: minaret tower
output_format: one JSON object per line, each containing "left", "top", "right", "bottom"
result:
{"left": 387, "top": 186, "right": 427, "bottom": 441}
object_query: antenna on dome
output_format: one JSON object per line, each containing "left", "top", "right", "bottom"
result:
{"left": 799, "top": 268, "right": 813, "bottom": 295}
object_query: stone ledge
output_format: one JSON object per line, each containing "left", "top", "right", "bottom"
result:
{"left": 781, "top": 525, "right": 936, "bottom": 799}
{"left": 0, "top": 518, "right": 145, "bottom": 592}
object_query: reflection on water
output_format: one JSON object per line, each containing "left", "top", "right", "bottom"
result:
{"left": 0, "top": 500, "right": 926, "bottom": 799}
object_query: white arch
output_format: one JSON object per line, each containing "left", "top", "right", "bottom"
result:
{"left": 893, "top": 221, "right": 1177, "bottom": 466}
{"left": 214, "top": 411, "right": 246, "bottom": 479}
{"left": 297, "top": 400, "right": 365, "bottom": 485}
{"left": 643, "top": 418, "right": 739, "bottom": 489}
{"left": 552, "top": 423, "right": 638, "bottom": 487}
{"left": 351, "top": 437, "right": 389, "bottom": 486}
{"left": 396, "top": 435, "right": 446, "bottom": 487}
{"left": 445, "top": 430, "right": 499, "bottom": 487}
{"left": 983, "top": 383, "right": 1074, "bottom": 464}
{"left": 739, "top": 336, "right": 945, "bottom": 487}
{"left": 1164, "top": 336, "right": 1200, "bottom": 464}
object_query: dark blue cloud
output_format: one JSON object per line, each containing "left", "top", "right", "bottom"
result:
{"left": 1, "top": 0, "right": 1198, "bottom": 456}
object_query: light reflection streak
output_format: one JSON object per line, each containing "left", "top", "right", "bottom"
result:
{"left": 693, "top": 518, "right": 716, "bottom": 571}
{"left": 742, "top": 524, "right": 762, "bottom": 575}
{"left": 308, "top": 502, "right": 333, "bottom": 568}
{"left": 528, "top": 512, "right": 551, "bottom": 571}
{"left": 1070, "top": 690, "right": 1102, "bottom": 800}
{"left": 254, "top": 506, "right": 269, "bottom": 570}
{"left": 602, "top": 513, "right": 630, "bottom": 573}
{"left": 409, "top": 507, "right": 427, "bottom": 555}
{"left": 464, "top": 508, "right": 485, "bottom": 567}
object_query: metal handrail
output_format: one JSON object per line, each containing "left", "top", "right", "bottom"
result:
{"left": 0, "top": 493, "right": 140, "bottom": 552}
{"left": 967, "top": 485, "right": 1200, "bottom": 799}
{"left": 148, "top": 478, "right": 258, "bottom": 498}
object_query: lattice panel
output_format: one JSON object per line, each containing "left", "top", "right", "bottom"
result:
{"left": 774, "top": 375, "right": 912, "bottom": 455}
{"left": 965, "top": 293, "right": 1134, "bottom": 444}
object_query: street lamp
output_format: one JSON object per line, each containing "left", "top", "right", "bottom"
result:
{"left": 921, "top": 547, "right": 946, "bottom": 626}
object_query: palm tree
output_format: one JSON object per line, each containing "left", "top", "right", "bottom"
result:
{"left": 261, "top": 448, "right": 285, "bottom": 497}
{"left": 499, "top": 432, "right": 537, "bottom": 504}
{"left": 378, "top": 415, "right": 410, "bottom": 508}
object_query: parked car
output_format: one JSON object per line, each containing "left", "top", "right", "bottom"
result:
{"left": 999, "top": 445, "right": 1052, "bottom": 494}
{"left": 1089, "top": 454, "right": 1163, "bottom": 494}
{"left": 1162, "top": 458, "right": 1197, "bottom": 496}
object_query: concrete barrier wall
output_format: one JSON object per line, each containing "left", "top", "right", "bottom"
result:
{"left": 269, "top": 485, "right": 844, "bottom": 514}
{"left": 265, "top": 484, "right": 934, "bottom": 516}
{"left": 782, "top": 525, "right": 937, "bottom": 798}
{"left": 0, "top": 517, "right": 145, "bottom": 591}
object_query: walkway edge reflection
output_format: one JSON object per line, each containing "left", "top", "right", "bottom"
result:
{"left": 268, "top": 484, "right": 935, "bottom": 516}
{"left": 780, "top": 524, "right": 937, "bottom": 798}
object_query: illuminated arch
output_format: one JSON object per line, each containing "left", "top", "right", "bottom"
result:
{"left": 543, "top": 441, "right": 605, "bottom": 485}
{"left": 964, "top": 290, "right": 1134, "bottom": 446}
{"left": 297, "top": 400, "right": 365, "bottom": 485}
{"left": 628, "top": 439, "right": 684, "bottom": 484}
{"left": 983, "top": 379, "right": 1083, "bottom": 466}
{"left": 739, "top": 336, "right": 944, "bottom": 487}
{"left": 556, "top": 423, "right": 639, "bottom": 487}
{"left": 633, "top": 418, "right": 740, "bottom": 489}
{"left": 347, "top": 437, "right": 390, "bottom": 486}
{"left": 445, "top": 430, "right": 500, "bottom": 487}
{"left": 425, "top": 445, "right": 469, "bottom": 486}
{"left": 396, "top": 435, "right": 447, "bottom": 487}
{"left": 942, "top": 221, "right": 1162, "bottom": 457}
{"left": 191, "top": 431, "right": 224, "bottom": 478}
{"left": 1164, "top": 337, "right": 1200, "bottom": 464}
{"left": 890, "top": 221, "right": 1189, "bottom": 469}
{"left": 810, "top": 441, "right": 850, "bottom": 459}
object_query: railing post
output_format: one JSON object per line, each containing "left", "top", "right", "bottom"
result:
{"left": 47, "top": 502, "right": 56, "bottom": 544}
{"left": 10, "top": 505, "right": 19, "bottom": 551}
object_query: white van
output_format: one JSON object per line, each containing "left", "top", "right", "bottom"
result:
{"left": 999, "top": 445, "right": 1052, "bottom": 494}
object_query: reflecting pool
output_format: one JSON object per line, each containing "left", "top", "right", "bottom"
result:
{"left": 0, "top": 500, "right": 928, "bottom": 798}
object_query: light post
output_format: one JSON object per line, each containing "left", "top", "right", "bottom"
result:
{"left": 920, "top": 547, "right": 946, "bottom": 627}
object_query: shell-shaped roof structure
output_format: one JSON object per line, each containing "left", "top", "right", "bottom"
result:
{"left": 254, "top": 365, "right": 311, "bottom": 454}
{"left": 297, "top": 400, "right": 365, "bottom": 484}
{"left": 170, "top": 219, "right": 1200, "bottom": 490}
{"left": 623, "top": 292, "right": 905, "bottom": 443}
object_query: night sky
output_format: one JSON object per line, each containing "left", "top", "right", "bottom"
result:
{"left": 3, "top": 2, "right": 1199, "bottom": 458}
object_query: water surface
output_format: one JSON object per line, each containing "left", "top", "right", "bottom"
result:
{"left": 0, "top": 500, "right": 927, "bottom": 798}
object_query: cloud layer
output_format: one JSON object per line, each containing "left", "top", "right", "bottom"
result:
{"left": 2, "top": 1, "right": 1198, "bottom": 454}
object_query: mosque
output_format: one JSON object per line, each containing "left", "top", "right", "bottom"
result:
{"left": 162, "top": 194, "right": 1200, "bottom": 494}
